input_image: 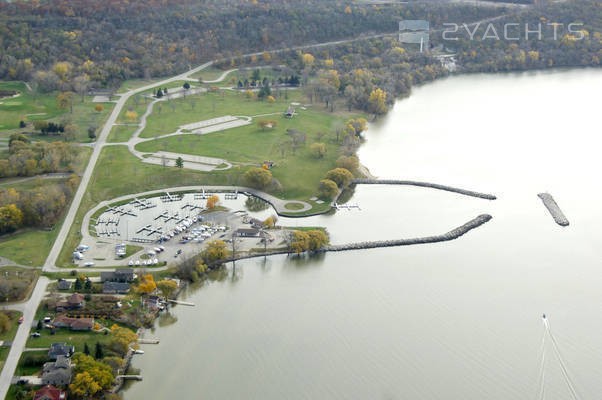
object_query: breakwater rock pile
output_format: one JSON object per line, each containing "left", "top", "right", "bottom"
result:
{"left": 350, "top": 179, "right": 497, "bottom": 200}
{"left": 538, "top": 193, "right": 569, "bottom": 226}
{"left": 323, "top": 214, "right": 492, "bottom": 252}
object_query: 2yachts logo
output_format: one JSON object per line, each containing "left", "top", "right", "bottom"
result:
{"left": 442, "top": 22, "right": 586, "bottom": 41}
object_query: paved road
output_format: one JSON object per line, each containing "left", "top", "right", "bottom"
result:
{"left": 42, "top": 62, "right": 213, "bottom": 272}
{"left": 0, "top": 277, "right": 49, "bottom": 400}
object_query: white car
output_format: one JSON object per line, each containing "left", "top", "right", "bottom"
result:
{"left": 84, "top": 262, "right": 95, "bottom": 267}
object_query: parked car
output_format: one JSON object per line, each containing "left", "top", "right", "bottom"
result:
{"left": 18, "top": 316, "right": 24, "bottom": 324}
{"left": 84, "top": 261, "right": 95, "bottom": 267}
{"left": 31, "top": 332, "right": 40, "bottom": 338}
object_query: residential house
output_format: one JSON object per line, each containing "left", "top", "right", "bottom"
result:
{"left": 48, "top": 343, "right": 74, "bottom": 361}
{"left": 103, "top": 281, "right": 130, "bottom": 294}
{"left": 55, "top": 293, "right": 85, "bottom": 312}
{"left": 57, "top": 279, "right": 71, "bottom": 291}
{"left": 42, "top": 356, "right": 72, "bottom": 386}
{"left": 52, "top": 315, "right": 94, "bottom": 331}
{"left": 101, "top": 269, "right": 135, "bottom": 283}
{"left": 33, "top": 384, "right": 67, "bottom": 400}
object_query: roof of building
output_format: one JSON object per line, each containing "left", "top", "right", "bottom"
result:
{"left": 33, "top": 384, "right": 66, "bottom": 400}
{"left": 57, "top": 279, "right": 71, "bottom": 290}
{"left": 52, "top": 315, "right": 94, "bottom": 329}
{"left": 103, "top": 281, "right": 130, "bottom": 292}
{"left": 48, "top": 343, "right": 74, "bottom": 359}
{"left": 237, "top": 228, "right": 260, "bottom": 235}
{"left": 67, "top": 293, "right": 85, "bottom": 304}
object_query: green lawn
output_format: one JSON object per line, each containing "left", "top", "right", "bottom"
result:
{"left": 0, "top": 228, "right": 59, "bottom": 267}
{"left": 190, "top": 66, "right": 232, "bottom": 81}
{"left": 25, "top": 327, "right": 113, "bottom": 354}
{"left": 107, "top": 124, "right": 138, "bottom": 143}
{"left": 138, "top": 89, "right": 302, "bottom": 138}
{"left": 63, "top": 97, "right": 115, "bottom": 142}
{"left": 0, "top": 81, "right": 62, "bottom": 132}
{"left": 0, "top": 176, "right": 69, "bottom": 190}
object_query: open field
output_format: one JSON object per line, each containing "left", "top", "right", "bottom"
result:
{"left": 189, "top": 66, "right": 232, "bottom": 81}
{"left": 136, "top": 107, "right": 358, "bottom": 199}
{"left": 25, "top": 327, "right": 114, "bottom": 354}
{"left": 0, "top": 311, "right": 23, "bottom": 342}
{"left": 64, "top": 97, "right": 115, "bottom": 142}
{"left": 0, "top": 82, "right": 61, "bottom": 132}
{"left": 0, "top": 229, "right": 60, "bottom": 267}
{"left": 107, "top": 124, "right": 138, "bottom": 143}
{"left": 139, "top": 89, "right": 302, "bottom": 138}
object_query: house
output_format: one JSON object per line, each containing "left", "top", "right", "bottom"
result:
{"left": 57, "top": 279, "right": 71, "bottom": 291}
{"left": 33, "top": 384, "right": 67, "bottom": 400}
{"left": 100, "top": 269, "right": 135, "bottom": 283}
{"left": 285, "top": 106, "right": 295, "bottom": 118}
{"left": 236, "top": 228, "right": 260, "bottom": 238}
{"left": 52, "top": 315, "right": 94, "bottom": 331}
{"left": 55, "top": 293, "right": 85, "bottom": 312}
{"left": 103, "top": 281, "right": 130, "bottom": 294}
{"left": 48, "top": 343, "right": 74, "bottom": 360}
{"left": 42, "top": 356, "right": 72, "bottom": 386}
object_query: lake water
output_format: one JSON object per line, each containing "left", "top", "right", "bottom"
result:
{"left": 124, "top": 68, "right": 602, "bottom": 400}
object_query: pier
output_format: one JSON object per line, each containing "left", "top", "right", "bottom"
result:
{"left": 538, "top": 193, "right": 569, "bottom": 226}
{"left": 350, "top": 179, "right": 497, "bottom": 200}
{"left": 168, "top": 299, "right": 195, "bottom": 306}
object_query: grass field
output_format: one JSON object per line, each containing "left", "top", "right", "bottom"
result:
{"left": 189, "top": 66, "right": 232, "bottom": 81}
{"left": 107, "top": 124, "right": 138, "bottom": 143}
{"left": 65, "top": 97, "right": 115, "bottom": 142}
{"left": 0, "top": 82, "right": 62, "bottom": 132}
{"left": 0, "top": 311, "right": 23, "bottom": 342}
{"left": 25, "top": 327, "right": 114, "bottom": 354}
{"left": 138, "top": 89, "right": 302, "bottom": 138}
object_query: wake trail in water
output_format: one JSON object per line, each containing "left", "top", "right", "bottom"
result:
{"left": 536, "top": 321, "right": 547, "bottom": 400}
{"left": 545, "top": 319, "right": 580, "bottom": 400}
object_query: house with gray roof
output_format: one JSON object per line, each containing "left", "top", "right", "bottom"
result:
{"left": 48, "top": 343, "right": 74, "bottom": 360}
{"left": 101, "top": 269, "right": 135, "bottom": 283}
{"left": 42, "top": 355, "right": 72, "bottom": 386}
{"left": 57, "top": 279, "right": 71, "bottom": 291}
{"left": 103, "top": 281, "right": 130, "bottom": 294}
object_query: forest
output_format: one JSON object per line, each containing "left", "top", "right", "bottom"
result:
{"left": 0, "top": 0, "right": 499, "bottom": 88}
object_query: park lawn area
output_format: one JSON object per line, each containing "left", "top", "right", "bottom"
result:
{"left": 107, "top": 124, "right": 138, "bottom": 143}
{"left": 136, "top": 107, "right": 356, "bottom": 199}
{"left": 138, "top": 88, "right": 303, "bottom": 138}
{"left": 59, "top": 97, "right": 115, "bottom": 142}
{"left": 0, "top": 81, "right": 62, "bottom": 132}
{"left": 25, "top": 327, "right": 113, "bottom": 354}
{"left": 0, "top": 228, "right": 59, "bottom": 267}
{"left": 0, "top": 310, "right": 23, "bottom": 342}
{"left": 15, "top": 350, "right": 47, "bottom": 376}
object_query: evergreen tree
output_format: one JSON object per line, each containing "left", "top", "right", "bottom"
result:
{"left": 84, "top": 343, "right": 90, "bottom": 355}
{"left": 74, "top": 278, "right": 82, "bottom": 291}
{"left": 85, "top": 277, "right": 92, "bottom": 291}
{"left": 95, "top": 342, "right": 104, "bottom": 359}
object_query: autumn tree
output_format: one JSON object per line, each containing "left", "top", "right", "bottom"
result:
{"left": 244, "top": 167, "right": 272, "bottom": 189}
{"left": 307, "top": 230, "right": 329, "bottom": 251}
{"left": 137, "top": 274, "right": 156, "bottom": 294}
{"left": 56, "top": 91, "right": 75, "bottom": 113}
{"left": 368, "top": 88, "right": 388, "bottom": 117}
{"left": 264, "top": 215, "right": 277, "bottom": 228}
{"left": 244, "top": 89, "right": 254, "bottom": 99}
{"left": 302, "top": 53, "right": 315, "bottom": 67}
{"left": 94, "top": 104, "right": 104, "bottom": 113}
{"left": 310, "top": 142, "right": 327, "bottom": 158}
{"left": 267, "top": 95, "right": 275, "bottom": 103}
{"left": 319, "top": 179, "right": 339, "bottom": 200}
{"left": 0, "top": 204, "right": 24, "bottom": 234}
{"left": 202, "top": 240, "right": 229, "bottom": 264}
{"left": 325, "top": 168, "right": 354, "bottom": 187}
{"left": 290, "top": 230, "right": 310, "bottom": 253}
{"left": 206, "top": 195, "right": 219, "bottom": 210}
{"left": 125, "top": 111, "right": 138, "bottom": 121}
{"left": 70, "top": 353, "right": 114, "bottom": 396}
{"left": 336, "top": 155, "right": 359, "bottom": 172}
{"left": 110, "top": 326, "right": 139, "bottom": 356}
{"left": 0, "top": 313, "right": 10, "bottom": 333}
{"left": 156, "top": 280, "right": 178, "bottom": 299}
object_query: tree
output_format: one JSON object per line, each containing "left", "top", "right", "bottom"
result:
{"left": 302, "top": 53, "right": 315, "bottom": 67}
{"left": 70, "top": 371, "right": 102, "bottom": 397}
{"left": 206, "top": 195, "right": 219, "bottom": 209}
{"left": 336, "top": 155, "right": 359, "bottom": 172}
{"left": 307, "top": 230, "right": 328, "bottom": 250}
{"left": 251, "top": 69, "right": 261, "bottom": 82}
{"left": 70, "top": 353, "right": 114, "bottom": 395}
{"left": 202, "top": 240, "right": 229, "bottom": 264}
{"left": 110, "top": 326, "right": 139, "bottom": 356}
{"left": 267, "top": 95, "right": 275, "bottom": 103}
{"left": 183, "top": 82, "right": 191, "bottom": 90}
{"left": 84, "top": 277, "right": 92, "bottom": 291}
{"left": 74, "top": 277, "right": 82, "bottom": 290}
{"left": 137, "top": 274, "right": 156, "bottom": 295}
{"left": 94, "top": 104, "right": 104, "bottom": 113}
{"left": 0, "top": 204, "right": 23, "bottom": 233}
{"left": 368, "top": 88, "right": 388, "bottom": 116}
{"left": 156, "top": 88, "right": 163, "bottom": 98}
{"left": 264, "top": 215, "right": 277, "bottom": 228}
{"left": 56, "top": 91, "right": 74, "bottom": 113}
{"left": 175, "top": 157, "right": 184, "bottom": 168}
{"left": 0, "top": 313, "right": 10, "bottom": 333}
{"left": 95, "top": 342, "right": 104, "bottom": 359}
{"left": 244, "top": 89, "right": 254, "bottom": 99}
{"left": 319, "top": 179, "right": 339, "bottom": 200}
{"left": 156, "top": 280, "right": 178, "bottom": 299}
{"left": 84, "top": 343, "right": 90, "bottom": 355}
{"left": 125, "top": 111, "right": 138, "bottom": 121}
{"left": 87, "top": 126, "right": 96, "bottom": 139}
{"left": 257, "top": 84, "right": 271, "bottom": 99}
{"left": 325, "top": 168, "right": 354, "bottom": 187}
{"left": 310, "top": 142, "right": 327, "bottom": 158}
{"left": 63, "top": 124, "right": 78, "bottom": 141}
{"left": 244, "top": 168, "right": 272, "bottom": 189}
{"left": 290, "top": 231, "right": 310, "bottom": 253}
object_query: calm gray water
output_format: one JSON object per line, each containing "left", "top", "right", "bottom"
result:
{"left": 125, "top": 68, "right": 602, "bottom": 400}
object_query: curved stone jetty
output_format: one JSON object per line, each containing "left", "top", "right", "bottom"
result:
{"left": 538, "top": 193, "right": 569, "bottom": 226}
{"left": 323, "top": 214, "right": 492, "bottom": 252}
{"left": 350, "top": 179, "right": 497, "bottom": 200}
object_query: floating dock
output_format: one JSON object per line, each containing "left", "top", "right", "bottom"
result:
{"left": 538, "top": 193, "right": 569, "bottom": 226}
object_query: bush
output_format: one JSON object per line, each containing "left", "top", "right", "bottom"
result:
{"left": 319, "top": 179, "right": 339, "bottom": 200}
{"left": 244, "top": 167, "right": 272, "bottom": 189}
{"left": 336, "top": 155, "right": 359, "bottom": 172}
{"left": 324, "top": 168, "right": 354, "bottom": 187}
